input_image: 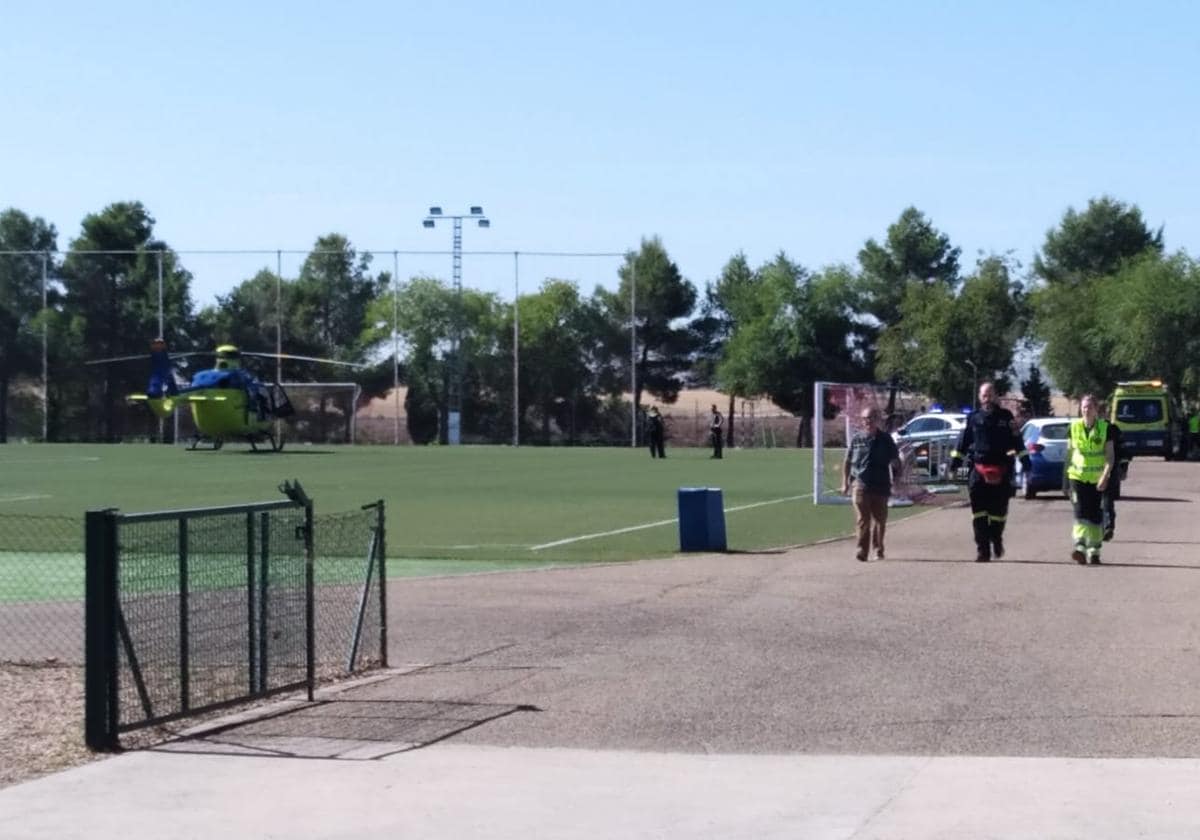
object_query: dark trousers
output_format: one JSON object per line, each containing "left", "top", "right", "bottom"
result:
{"left": 710, "top": 429, "right": 723, "bottom": 458}
{"left": 1101, "top": 471, "right": 1119, "bottom": 535}
{"left": 968, "top": 473, "right": 1010, "bottom": 556}
{"left": 648, "top": 432, "right": 665, "bottom": 458}
{"left": 1071, "top": 479, "right": 1104, "bottom": 559}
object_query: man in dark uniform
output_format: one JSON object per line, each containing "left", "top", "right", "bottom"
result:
{"left": 646, "top": 406, "right": 666, "bottom": 458}
{"left": 952, "top": 382, "right": 1026, "bottom": 562}
{"left": 709, "top": 404, "right": 724, "bottom": 459}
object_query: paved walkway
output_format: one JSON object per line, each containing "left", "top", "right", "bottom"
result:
{"left": 2, "top": 460, "right": 1199, "bottom": 838}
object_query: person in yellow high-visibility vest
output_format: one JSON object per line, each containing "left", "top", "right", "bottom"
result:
{"left": 1066, "top": 394, "right": 1117, "bottom": 565}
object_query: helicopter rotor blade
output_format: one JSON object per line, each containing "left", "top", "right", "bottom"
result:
{"left": 241, "top": 351, "right": 369, "bottom": 369}
{"left": 85, "top": 350, "right": 212, "bottom": 366}
{"left": 84, "top": 354, "right": 152, "bottom": 366}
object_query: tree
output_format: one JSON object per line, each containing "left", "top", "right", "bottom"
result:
{"left": 512, "top": 279, "right": 596, "bottom": 444}
{"left": 0, "top": 209, "right": 58, "bottom": 441}
{"left": 717, "top": 255, "right": 866, "bottom": 443}
{"left": 876, "top": 255, "right": 1024, "bottom": 406}
{"left": 369, "top": 276, "right": 507, "bottom": 444}
{"left": 858, "top": 206, "right": 961, "bottom": 333}
{"left": 1100, "top": 252, "right": 1200, "bottom": 401}
{"left": 597, "top": 238, "right": 698, "bottom": 418}
{"left": 58, "top": 202, "right": 195, "bottom": 440}
{"left": 1033, "top": 195, "right": 1163, "bottom": 287}
{"left": 1031, "top": 197, "right": 1164, "bottom": 396}
{"left": 692, "top": 253, "right": 755, "bottom": 444}
{"left": 293, "top": 234, "right": 381, "bottom": 366}
{"left": 1020, "top": 366, "right": 1053, "bottom": 417}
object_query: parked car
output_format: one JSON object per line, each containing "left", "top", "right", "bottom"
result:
{"left": 1015, "top": 418, "right": 1070, "bottom": 499}
{"left": 892, "top": 412, "right": 967, "bottom": 471}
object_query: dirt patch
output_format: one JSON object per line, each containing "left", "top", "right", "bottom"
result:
{"left": 0, "top": 663, "right": 96, "bottom": 788}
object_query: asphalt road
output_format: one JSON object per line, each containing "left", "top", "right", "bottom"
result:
{"left": 180, "top": 458, "right": 1200, "bottom": 760}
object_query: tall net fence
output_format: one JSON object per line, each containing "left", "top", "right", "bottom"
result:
{"left": 2, "top": 247, "right": 634, "bottom": 446}
{"left": 813, "top": 382, "right": 967, "bottom": 506}
{"left": 0, "top": 514, "right": 82, "bottom": 663}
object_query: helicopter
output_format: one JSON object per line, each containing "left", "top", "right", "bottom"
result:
{"left": 87, "top": 339, "right": 367, "bottom": 452}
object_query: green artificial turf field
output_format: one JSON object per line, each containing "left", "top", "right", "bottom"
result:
{"left": 0, "top": 443, "right": 916, "bottom": 596}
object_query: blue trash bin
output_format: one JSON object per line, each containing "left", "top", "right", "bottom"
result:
{"left": 677, "top": 487, "right": 727, "bottom": 552}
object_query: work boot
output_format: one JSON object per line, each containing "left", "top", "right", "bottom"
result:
{"left": 975, "top": 549, "right": 991, "bottom": 563}
{"left": 1089, "top": 553, "right": 1102, "bottom": 565}
{"left": 992, "top": 538, "right": 1005, "bottom": 559}
{"left": 1102, "top": 529, "right": 1114, "bottom": 542}
{"left": 1071, "top": 549, "right": 1087, "bottom": 565}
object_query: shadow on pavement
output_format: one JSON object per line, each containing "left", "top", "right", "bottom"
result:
{"left": 151, "top": 698, "right": 540, "bottom": 760}
{"left": 1119, "top": 496, "right": 1192, "bottom": 503}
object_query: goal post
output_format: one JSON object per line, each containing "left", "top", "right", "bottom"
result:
{"left": 813, "top": 381, "right": 964, "bottom": 507}
{"left": 280, "top": 382, "right": 362, "bottom": 444}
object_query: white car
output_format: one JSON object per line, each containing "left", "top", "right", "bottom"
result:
{"left": 892, "top": 412, "right": 968, "bottom": 471}
{"left": 892, "top": 412, "right": 968, "bottom": 445}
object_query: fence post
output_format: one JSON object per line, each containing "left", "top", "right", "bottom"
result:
{"left": 84, "top": 509, "right": 120, "bottom": 751}
{"left": 303, "top": 498, "right": 315, "bottom": 701}
{"left": 377, "top": 500, "right": 388, "bottom": 668}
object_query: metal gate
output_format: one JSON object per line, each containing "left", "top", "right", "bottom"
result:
{"left": 84, "top": 494, "right": 315, "bottom": 750}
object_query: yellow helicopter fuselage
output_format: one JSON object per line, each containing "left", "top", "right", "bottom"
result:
{"left": 142, "top": 388, "right": 272, "bottom": 438}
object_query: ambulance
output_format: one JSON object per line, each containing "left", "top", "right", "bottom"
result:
{"left": 1109, "top": 380, "right": 1185, "bottom": 460}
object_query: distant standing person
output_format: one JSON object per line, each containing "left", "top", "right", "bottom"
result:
{"left": 646, "top": 406, "right": 666, "bottom": 459}
{"left": 709, "top": 404, "right": 724, "bottom": 459}
{"left": 951, "top": 382, "right": 1026, "bottom": 562}
{"left": 840, "top": 407, "right": 902, "bottom": 561}
{"left": 1066, "top": 394, "right": 1116, "bottom": 564}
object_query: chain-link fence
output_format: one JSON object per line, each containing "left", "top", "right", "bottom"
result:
{"left": 0, "top": 507, "right": 387, "bottom": 676}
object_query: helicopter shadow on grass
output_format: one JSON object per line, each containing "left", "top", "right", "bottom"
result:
{"left": 235, "top": 448, "right": 337, "bottom": 456}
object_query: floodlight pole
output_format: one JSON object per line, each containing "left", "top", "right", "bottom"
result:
{"left": 156, "top": 250, "right": 164, "bottom": 338}
{"left": 156, "top": 250, "right": 165, "bottom": 444}
{"left": 276, "top": 250, "right": 283, "bottom": 386}
{"left": 513, "top": 251, "right": 520, "bottom": 447}
{"left": 41, "top": 253, "right": 48, "bottom": 442}
{"left": 393, "top": 250, "right": 401, "bottom": 446}
{"left": 630, "top": 263, "right": 637, "bottom": 448}
{"left": 422, "top": 206, "right": 490, "bottom": 446}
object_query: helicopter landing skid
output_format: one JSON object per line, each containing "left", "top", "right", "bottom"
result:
{"left": 187, "top": 435, "right": 224, "bottom": 451}
{"left": 248, "top": 432, "right": 285, "bottom": 453}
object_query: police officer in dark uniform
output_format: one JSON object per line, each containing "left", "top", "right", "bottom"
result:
{"left": 952, "top": 382, "right": 1026, "bottom": 562}
{"left": 646, "top": 406, "right": 666, "bottom": 458}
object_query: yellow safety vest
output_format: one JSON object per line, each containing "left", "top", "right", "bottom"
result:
{"left": 1068, "top": 418, "right": 1108, "bottom": 483}
{"left": 1190, "top": 415, "right": 1200, "bottom": 434}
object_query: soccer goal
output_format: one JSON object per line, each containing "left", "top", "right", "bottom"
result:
{"left": 813, "top": 381, "right": 963, "bottom": 506}
{"left": 281, "top": 382, "right": 362, "bottom": 444}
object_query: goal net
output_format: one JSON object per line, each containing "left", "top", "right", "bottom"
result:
{"left": 813, "top": 381, "right": 964, "bottom": 506}
{"left": 279, "top": 382, "right": 362, "bottom": 444}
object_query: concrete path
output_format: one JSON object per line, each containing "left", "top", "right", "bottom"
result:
{"left": 2, "top": 459, "right": 1199, "bottom": 838}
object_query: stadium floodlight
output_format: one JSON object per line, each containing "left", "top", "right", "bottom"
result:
{"left": 422, "top": 206, "right": 491, "bottom": 445}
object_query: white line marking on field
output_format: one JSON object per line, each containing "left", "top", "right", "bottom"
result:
{"left": 397, "top": 544, "right": 531, "bottom": 551}
{"left": 0, "top": 457, "right": 100, "bottom": 464}
{"left": 0, "top": 494, "right": 53, "bottom": 503}
{"left": 530, "top": 493, "right": 812, "bottom": 551}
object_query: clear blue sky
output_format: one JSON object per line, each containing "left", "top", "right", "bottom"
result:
{"left": 3, "top": 1, "right": 1197, "bottom": 306}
